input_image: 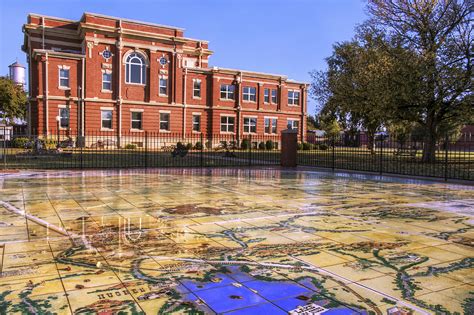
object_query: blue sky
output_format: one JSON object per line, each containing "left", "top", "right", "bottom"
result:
{"left": 0, "top": 0, "right": 367, "bottom": 115}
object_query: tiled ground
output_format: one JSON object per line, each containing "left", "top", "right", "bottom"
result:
{"left": 0, "top": 169, "right": 473, "bottom": 314}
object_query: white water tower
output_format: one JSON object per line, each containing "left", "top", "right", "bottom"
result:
{"left": 8, "top": 60, "right": 26, "bottom": 87}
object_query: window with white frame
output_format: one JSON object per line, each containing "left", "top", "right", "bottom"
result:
{"left": 220, "top": 116, "right": 235, "bottom": 133}
{"left": 288, "top": 119, "right": 299, "bottom": 130}
{"left": 193, "top": 79, "right": 201, "bottom": 98}
{"left": 243, "top": 86, "right": 256, "bottom": 102}
{"left": 131, "top": 111, "right": 143, "bottom": 130}
{"left": 125, "top": 52, "right": 146, "bottom": 84}
{"left": 192, "top": 114, "right": 201, "bottom": 132}
{"left": 102, "top": 71, "right": 112, "bottom": 91}
{"left": 59, "top": 68, "right": 69, "bottom": 88}
{"left": 243, "top": 117, "right": 257, "bottom": 133}
{"left": 288, "top": 90, "right": 300, "bottom": 105}
{"left": 271, "top": 89, "right": 277, "bottom": 103}
{"left": 264, "top": 88, "right": 270, "bottom": 103}
{"left": 159, "top": 78, "right": 168, "bottom": 95}
{"left": 159, "top": 112, "right": 170, "bottom": 131}
{"left": 101, "top": 110, "right": 113, "bottom": 129}
{"left": 59, "top": 108, "right": 69, "bottom": 128}
{"left": 220, "top": 84, "right": 235, "bottom": 100}
{"left": 264, "top": 118, "right": 277, "bottom": 134}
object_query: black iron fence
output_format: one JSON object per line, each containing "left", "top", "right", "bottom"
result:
{"left": 298, "top": 135, "right": 473, "bottom": 181}
{"left": 0, "top": 129, "right": 281, "bottom": 169}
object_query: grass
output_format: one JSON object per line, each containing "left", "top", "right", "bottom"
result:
{"left": 1, "top": 148, "right": 279, "bottom": 169}
{"left": 1, "top": 147, "right": 472, "bottom": 181}
{"left": 297, "top": 147, "right": 473, "bottom": 181}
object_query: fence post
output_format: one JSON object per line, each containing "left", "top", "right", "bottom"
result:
{"left": 379, "top": 136, "right": 383, "bottom": 175}
{"left": 2, "top": 126, "right": 6, "bottom": 169}
{"left": 248, "top": 134, "right": 252, "bottom": 167}
{"left": 281, "top": 128, "right": 298, "bottom": 167}
{"left": 80, "top": 140, "right": 83, "bottom": 169}
{"left": 200, "top": 133, "right": 204, "bottom": 167}
{"left": 444, "top": 133, "right": 449, "bottom": 181}
{"left": 332, "top": 137, "right": 335, "bottom": 171}
{"left": 144, "top": 131, "right": 148, "bottom": 169}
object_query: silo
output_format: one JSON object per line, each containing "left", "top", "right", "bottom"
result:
{"left": 8, "top": 61, "right": 26, "bottom": 87}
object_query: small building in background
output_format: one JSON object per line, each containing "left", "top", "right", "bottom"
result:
{"left": 0, "top": 125, "right": 13, "bottom": 141}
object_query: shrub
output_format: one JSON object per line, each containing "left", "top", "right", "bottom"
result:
{"left": 194, "top": 141, "right": 203, "bottom": 150}
{"left": 186, "top": 143, "right": 193, "bottom": 150}
{"left": 124, "top": 144, "right": 137, "bottom": 150}
{"left": 176, "top": 142, "right": 187, "bottom": 150}
{"left": 265, "top": 140, "right": 275, "bottom": 150}
{"left": 43, "top": 138, "right": 57, "bottom": 149}
{"left": 297, "top": 142, "right": 303, "bottom": 150}
{"left": 241, "top": 138, "right": 250, "bottom": 150}
{"left": 12, "top": 137, "right": 30, "bottom": 148}
{"left": 318, "top": 143, "right": 329, "bottom": 150}
{"left": 258, "top": 142, "right": 266, "bottom": 150}
{"left": 302, "top": 142, "right": 313, "bottom": 150}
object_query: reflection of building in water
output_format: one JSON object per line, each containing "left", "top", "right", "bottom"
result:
{"left": 289, "top": 303, "right": 327, "bottom": 315}
{"left": 387, "top": 306, "right": 413, "bottom": 315}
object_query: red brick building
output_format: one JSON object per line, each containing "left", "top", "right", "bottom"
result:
{"left": 22, "top": 13, "right": 307, "bottom": 145}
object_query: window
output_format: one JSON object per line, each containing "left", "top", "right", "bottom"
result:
{"left": 193, "top": 79, "right": 201, "bottom": 98}
{"left": 59, "top": 69, "right": 69, "bottom": 88}
{"left": 125, "top": 52, "right": 146, "bottom": 84}
{"left": 271, "top": 89, "right": 278, "bottom": 103}
{"left": 131, "top": 111, "right": 143, "bottom": 130}
{"left": 243, "top": 117, "right": 257, "bottom": 133}
{"left": 159, "top": 78, "right": 168, "bottom": 95}
{"left": 101, "top": 110, "right": 113, "bottom": 129}
{"left": 159, "top": 112, "right": 170, "bottom": 131}
{"left": 288, "top": 90, "right": 300, "bottom": 105}
{"left": 220, "top": 116, "right": 235, "bottom": 133}
{"left": 264, "top": 88, "right": 270, "bottom": 103}
{"left": 265, "top": 118, "right": 277, "bottom": 134}
{"left": 192, "top": 114, "right": 201, "bottom": 132}
{"left": 288, "top": 119, "right": 299, "bottom": 130}
{"left": 220, "top": 84, "right": 235, "bottom": 100}
{"left": 243, "top": 86, "right": 256, "bottom": 102}
{"left": 102, "top": 72, "right": 112, "bottom": 91}
{"left": 59, "top": 108, "right": 69, "bottom": 128}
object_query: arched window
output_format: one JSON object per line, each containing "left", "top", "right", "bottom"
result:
{"left": 125, "top": 52, "right": 146, "bottom": 84}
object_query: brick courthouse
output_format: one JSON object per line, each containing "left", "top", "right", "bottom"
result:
{"left": 22, "top": 13, "right": 307, "bottom": 145}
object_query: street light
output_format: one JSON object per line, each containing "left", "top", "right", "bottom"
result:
{"left": 56, "top": 115, "right": 61, "bottom": 148}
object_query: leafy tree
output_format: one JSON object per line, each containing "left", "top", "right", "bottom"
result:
{"left": 367, "top": 0, "right": 473, "bottom": 162}
{"left": 0, "top": 77, "right": 27, "bottom": 124}
{"left": 306, "top": 115, "right": 320, "bottom": 130}
{"left": 311, "top": 23, "right": 402, "bottom": 153}
{"left": 320, "top": 118, "right": 341, "bottom": 143}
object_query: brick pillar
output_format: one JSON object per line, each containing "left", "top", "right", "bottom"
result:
{"left": 281, "top": 128, "right": 298, "bottom": 167}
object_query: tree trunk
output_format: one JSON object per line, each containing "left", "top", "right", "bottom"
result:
{"left": 367, "top": 130, "right": 376, "bottom": 154}
{"left": 422, "top": 124, "right": 438, "bottom": 163}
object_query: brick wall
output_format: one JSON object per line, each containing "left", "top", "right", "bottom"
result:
{"left": 23, "top": 12, "right": 307, "bottom": 141}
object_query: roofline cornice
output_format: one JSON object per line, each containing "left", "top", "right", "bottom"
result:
{"left": 82, "top": 12, "right": 185, "bottom": 32}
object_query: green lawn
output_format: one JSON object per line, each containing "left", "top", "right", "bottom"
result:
{"left": 2, "top": 147, "right": 472, "bottom": 181}
{"left": 1, "top": 148, "right": 279, "bottom": 169}
{"left": 297, "top": 147, "right": 473, "bottom": 181}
